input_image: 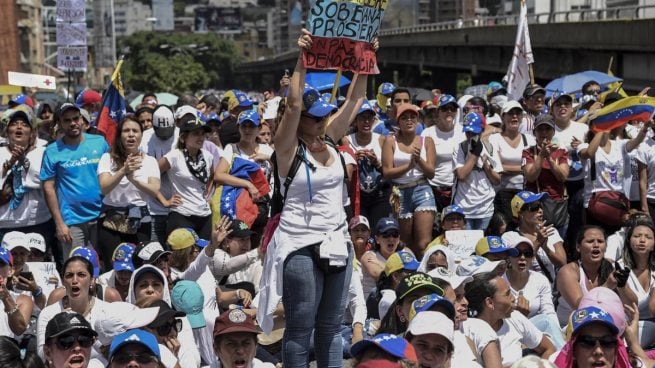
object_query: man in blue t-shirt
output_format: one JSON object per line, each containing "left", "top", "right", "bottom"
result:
{"left": 373, "top": 87, "right": 424, "bottom": 136}
{"left": 40, "top": 103, "right": 109, "bottom": 264}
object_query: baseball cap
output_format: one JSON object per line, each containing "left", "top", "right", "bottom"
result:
{"left": 395, "top": 104, "right": 420, "bottom": 120}
{"left": 511, "top": 191, "right": 549, "bottom": 218}
{"left": 490, "top": 95, "right": 508, "bottom": 109}
{"left": 501, "top": 231, "right": 534, "bottom": 249}
{"left": 152, "top": 105, "right": 175, "bottom": 129}
{"left": 407, "top": 311, "right": 454, "bottom": 349}
{"left": 237, "top": 110, "right": 260, "bottom": 126}
{"left": 523, "top": 84, "right": 546, "bottom": 98}
{"left": 395, "top": 272, "right": 444, "bottom": 301}
{"left": 167, "top": 228, "right": 197, "bottom": 251}
{"left": 420, "top": 100, "right": 437, "bottom": 111}
{"left": 462, "top": 112, "right": 484, "bottom": 134}
{"left": 213, "top": 309, "right": 261, "bottom": 337}
{"left": 70, "top": 246, "right": 100, "bottom": 278}
{"left": 437, "top": 94, "right": 459, "bottom": 109}
{"left": 179, "top": 111, "right": 212, "bottom": 133}
{"left": 25, "top": 233, "right": 46, "bottom": 253}
{"left": 475, "top": 236, "right": 519, "bottom": 257}
{"left": 552, "top": 91, "right": 574, "bottom": 104}
{"left": 357, "top": 100, "right": 376, "bottom": 115}
{"left": 186, "top": 228, "right": 209, "bottom": 248}
{"left": 378, "top": 82, "right": 396, "bottom": 96}
{"left": 8, "top": 109, "right": 34, "bottom": 127}
{"left": 112, "top": 243, "right": 136, "bottom": 272}
{"left": 384, "top": 251, "right": 420, "bottom": 276}
{"left": 534, "top": 114, "right": 556, "bottom": 130}
{"left": 579, "top": 287, "right": 626, "bottom": 335}
{"left": 109, "top": 329, "right": 160, "bottom": 362}
{"left": 350, "top": 333, "right": 417, "bottom": 362}
{"left": 45, "top": 311, "right": 97, "bottom": 340}
{"left": 137, "top": 242, "right": 172, "bottom": 265}
{"left": 349, "top": 215, "right": 370, "bottom": 230}
{"left": 2, "top": 231, "right": 29, "bottom": 251}
{"left": 94, "top": 302, "right": 159, "bottom": 345}
{"left": 303, "top": 84, "right": 338, "bottom": 118}
{"left": 376, "top": 217, "right": 400, "bottom": 234}
{"left": 9, "top": 94, "right": 34, "bottom": 108}
{"left": 501, "top": 100, "right": 525, "bottom": 115}
{"left": 174, "top": 105, "right": 199, "bottom": 120}
{"left": 75, "top": 89, "right": 102, "bottom": 108}
{"left": 428, "top": 267, "right": 473, "bottom": 290}
{"left": 147, "top": 300, "right": 186, "bottom": 329}
{"left": 456, "top": 256, "right": 503, "bottom": 277}
{"left": 441, "top": 205, "right": 464, "bottom": 221}
{"left": 487, "top": 81, "right": 506, "bottom": 97}
{"left": 57, "top": 102, "right": 80, "bottom": 115}
{"left": 171, "top": 280, "right": 206, "bottom": 329}
{"left": 233, "top": 90, "right": 253, "bottom": 108}
{"left": 206, "top": 112, "right": 221, "bottom": 123}
{"left": 229, "top": 219, "right": 256, "bottom": 238}
{"left": 0, "top": 248, "right": 13, "bottom": 266}
{"left": 79, "top": 109, "right": 92, "bottom": 126}
{"left": 408, "top": 294, "right": 456, "bottom": 321}
{"left": 570, "top": 306, "right": 619, "bottom": 337}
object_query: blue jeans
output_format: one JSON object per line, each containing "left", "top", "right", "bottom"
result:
{"left": 282, "top": 245, "right": 353, "bottom": 368}
{"left": 465, "top": 217, "right": 491, "bottom": 231}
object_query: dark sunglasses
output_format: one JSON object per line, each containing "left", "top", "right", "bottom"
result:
{"left": 439, "top": 106, "right": 457, "bottom": 113}
{"left": 54, "top": 333, "right": 95, "bottom": 350}
{"left": 112, "top": 353, "right": 158, "bottom": 365}
{"left": 156, "top": 319, "right": 183, "bottom": 336}
{"left": 380, "top": 232, "right": 400, "bottom": 238}
{"left": 511, "top": 249, "right": 535, "bottom": 258}
{"left": 576, "top": 335, "right": 617, "bottom": 349}
{"left": 301, "top": 113, "right": 323, "bottom": 123}
{"left": 522, "top": 202, "right": 542, "bottom": 212}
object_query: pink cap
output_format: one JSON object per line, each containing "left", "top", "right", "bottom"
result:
{"left": 579, "top": 287, "right": 626, "bottom": 334}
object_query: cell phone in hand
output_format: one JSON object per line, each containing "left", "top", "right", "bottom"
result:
{"left": 20, "top": 271, "right": 34, "bottom": 281}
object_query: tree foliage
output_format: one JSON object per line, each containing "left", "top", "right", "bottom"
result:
{"left": 118, "top": 31, "right": 241, "bottom": 94}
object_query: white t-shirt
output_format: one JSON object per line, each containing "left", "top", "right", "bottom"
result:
{"left": 488, "top": 133, "right": 535, "bottom": 190}
{"left": 458, "top": 318, "right": 499, "bottom": 367}
{"left": 503, "top": 271, "right": 555, "bottom": 318}
{"left": 605, "top": 228, "right": 626, "bottom": 262}
{"left": 579, "top": 139, "right": 628, "bottom": 207}
{"left": 553, "top": 121, "right": 589, "bottom": 182}
{"left": 453, "top": 142, "right": 502, "bottom": 219}
{"left": 164, "top": 149, "right": 213, "bottom": 217}
{"left": 140, "top": 128, "right": 178, "bottom": 215}
{"left": 636, "top": 138, "right": 655, "bottom": 200}
{"left": 221, "top": 143, "right": 273, "bottom": 163}
{"left": 619, "top": 259, "right": 655, "bottom": 318}
{"left": 0, "top": 146, "right": 52, "bottom": 227}
{"left": 496, "top": 311, "right": 544, "bottom": 367}
{"left": 348, "top": 132, "right": 384, "bottom": 161}
{"left": 97, "top": 153, "right": 160, "bottom": 207}
{"left": 421, "top": 126, "right": 466, "bottom": 187}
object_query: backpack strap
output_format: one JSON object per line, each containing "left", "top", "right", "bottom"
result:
{"left": 521, "top": 133, "right": 528, "bottom": 147}
{"left": 270, "top": 141, "right": 316, "bottom": 213}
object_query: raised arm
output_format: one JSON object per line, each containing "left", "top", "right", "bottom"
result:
{"left": 626, "top": 121, "right": 651, "bottom": 152}
{"left": 325, "top": 73, "right": 367, "bottom": 142}
{"left": 579, "top": 131, "right": 607, "bottom": 160}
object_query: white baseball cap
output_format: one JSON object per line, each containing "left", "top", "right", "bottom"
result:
{"left": 174, "top": 105, "right": 198, "bottom": 120}
{"left": 2, "top": 231, "right": 29, "bottom": 251}
{"left": 428, "top": 267, "right": 473, "bottom": 290}
{"left": 25, "top": 233, "right": 46, "bottom": 253}
{"left": 456, "top": 256, "right": 503, "bottom": 277}
{"left": 501, "top": 100, "right": 524, "bottom": 115}
{"left": 349, "top": 215, "right": 370, "bottom": 230}
{"left": 152, "top": 105, "right": 175, "bottom": 129}
{"left": 94, "top": 302, "right": 160, "bottom": 345}
{"left": 407, "top": 311, "right": 454, "bottom": 350}
{"left": 501, "top": 231, "right": 534, "bottom": 248}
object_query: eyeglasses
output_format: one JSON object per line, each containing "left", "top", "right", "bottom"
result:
{"left": 576, "top": 335, "right": 617, "bottom": 350}
{"left": 522, "top": 202, "right": 542, "bottom": 212}
{"left": 511, "top": 248, "right": 535, "bottom": 258}
{"left": 156, "top": 319, "right": 183, "bottom": 336}
{"left": 53, "top": 333, "right": 95, "bottom": 350}
{"left": 380, "top": 232, "right": 400, "bottom": 238}
{"left": 112, "top": 353, "right": 159, "bottom": 365}
{"left": 439, "top": 106, "right": 458, "bottom": 113}
{"left": 585, "top": 89, "right": 601, "bottom": 95}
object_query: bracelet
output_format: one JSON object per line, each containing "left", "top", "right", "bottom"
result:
{"left": 5, "top": 305, "right": 19, "bottom": 315}
{"left": 32, "top": 287, "right": 43, "bottom": 298}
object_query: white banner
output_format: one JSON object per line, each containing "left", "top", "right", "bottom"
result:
{"left": 506, "top": 2, "right": 534, "bottom": 101}
{"left": 56, "top": 22, "right": 87, "bottom": 46}
{"left": 25, "top": 262, "right": 61, "bottom": 299}
{"left": 57, "top": 46, "right": 88, "bottom": 71}
{"left": 56, "top": 0, "right": 86, "bottom": 22}
{"left": 8, "top": 71, "right": 57, "bottom": 90}
{"left": 445, "top": 230, "right": 484, "bottom": 263}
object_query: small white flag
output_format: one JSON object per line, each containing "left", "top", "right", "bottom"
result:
{"left": 8, "top": 71, "right": 57, "bottom": 90}
{"left": 506, "top": 2, "right": 534, "bottom": 101}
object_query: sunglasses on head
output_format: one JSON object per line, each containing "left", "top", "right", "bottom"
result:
{"left": 112, "top": 353, "right": 158, "bottom": 365}
{"left": 53, "top": 333, "right": 95, "bottom": 350}
{"left": 511, "top": 248, "right": 534, "bottom": 258}
{"left": 156, "top": 319, "right": 183, "bottom": 336}
{"left": 576, "top": 335, "right": 617, "bottom": 349}
{"left": 380, "top": 231, "right": 400, "bottom": 239}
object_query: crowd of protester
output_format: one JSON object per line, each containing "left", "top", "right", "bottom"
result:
{"left": 0, "top": 30, "right": 654, "bottom": 368}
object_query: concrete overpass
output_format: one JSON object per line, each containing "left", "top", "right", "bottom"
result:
{"left": 234, "top": 5, "right": 655, "bottom": 94}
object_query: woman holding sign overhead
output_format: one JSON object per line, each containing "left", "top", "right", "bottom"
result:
{"left": 257, "top": 29, "right": 368, "bottom": 368}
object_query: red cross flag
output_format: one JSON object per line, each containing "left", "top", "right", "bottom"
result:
{"left": 8, "top": 71, "right": 57, "bottom": 90}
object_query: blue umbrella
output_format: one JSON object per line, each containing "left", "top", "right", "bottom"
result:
{"left": 305, "top": 72, "right": 351, "bottom": 92}
{"left": 545, "top": 70, "right": 622, "bottom": 97}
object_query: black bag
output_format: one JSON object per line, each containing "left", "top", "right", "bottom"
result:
{"left": 542, "top": 198, "right": 569, "bottom": 229}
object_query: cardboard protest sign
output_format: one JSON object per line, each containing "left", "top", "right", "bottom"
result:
{"left": 303, "top": 0, "right": 387, "bottom": 74}
{"left": 445, "top": 230, "right": 484, "bottom": 263}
